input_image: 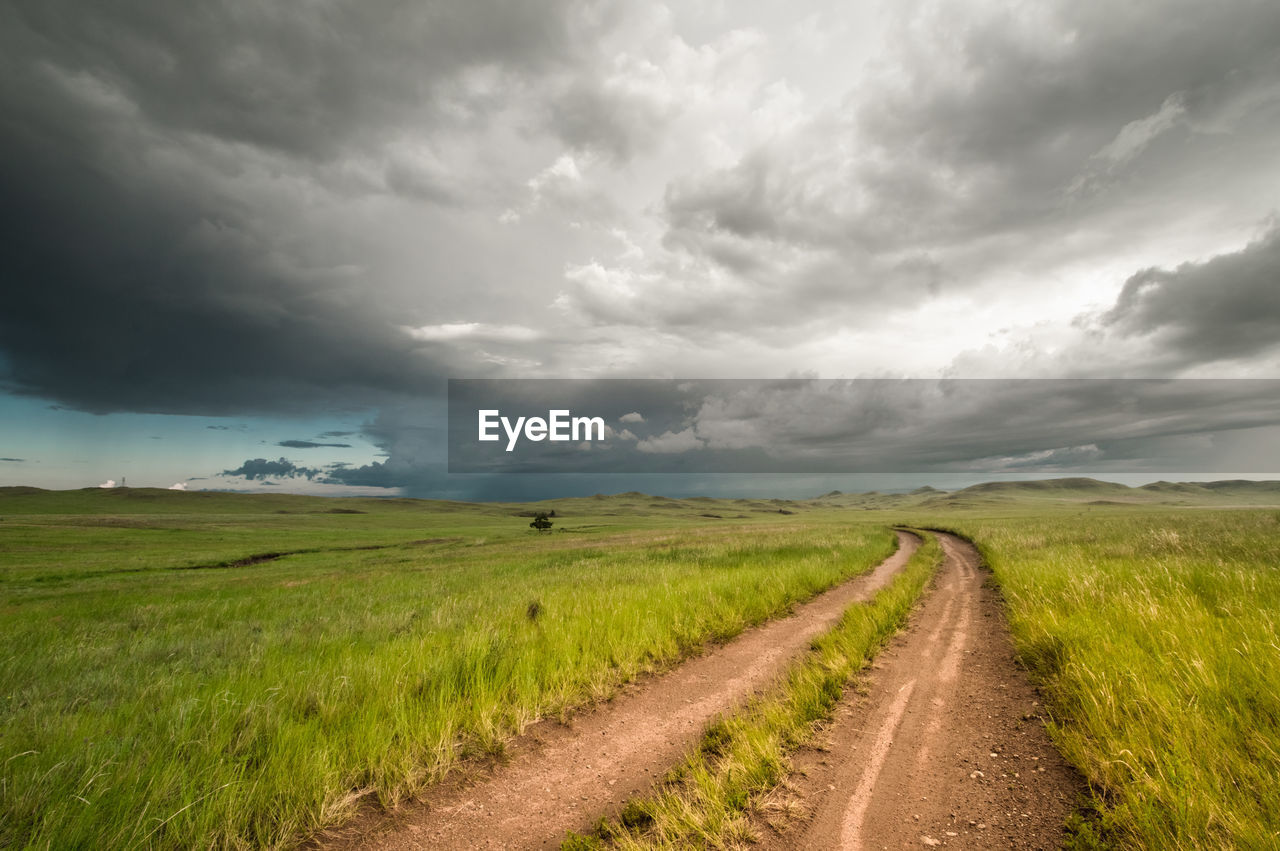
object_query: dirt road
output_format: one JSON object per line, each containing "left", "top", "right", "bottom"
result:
{"left": 757, "top": 533, "right": 1084, "bottom": 850}
{"left": 316, "top": 531, "right": 920, "bottom": 850}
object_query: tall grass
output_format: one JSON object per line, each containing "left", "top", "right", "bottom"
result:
{"left": 0, "top": 502, "right": 894, "bottom": 849}
{"left": 935, "top": 509, "right": 1280, "bottom": 850}
{"left": 566, "top": 533, "right": 944, "bottom": 849}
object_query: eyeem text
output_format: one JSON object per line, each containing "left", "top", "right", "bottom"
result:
{"left": 478, "top": 409, "right": 606, "bottom": 451}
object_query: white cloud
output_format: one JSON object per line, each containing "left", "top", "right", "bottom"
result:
{"left": 636, "top": 427, "right": 705, "bottom": 454}
{"left": 530, "top": 153, "right": 584, "bottom": 190}
{"left": 168, "top": 482, "right": 188, "bottom": 490}
{"left": 506, "top": 151, "right": 622, "bottom": 225}
{"left": 1094, "top": 93, "right": 1188, "bottom": 168}
{"left": 1068, "top": 93, "right": 1189, "bottom": 196}
{"left": 405, "top": 323, "right": 540, "bottom": 343}
{"left": 968, "top": 444, "right": 1105, "bottom": 472}
{"left": 619, "top": 411, "right": 645, "bottom": 423}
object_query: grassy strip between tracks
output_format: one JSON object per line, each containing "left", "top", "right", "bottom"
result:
{"left": 563, "top": 531, "right": 943, "bottom": 850}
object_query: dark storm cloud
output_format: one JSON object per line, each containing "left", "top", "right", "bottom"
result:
{"left": 1101, "top": 226, "right": 1280, "bottom": 367}
{"left": 2, "top": 2, "right": 584, "bottom": 161}
{"left": 278, "top": 439, "right": 353, "bottom": 449}
{"left": 322, "top": 460, "right": 407, "bottom": 490}
{"left": 320, "top": 399, "right": 448, "bottom": 490}
{"left": 0, "top": 140, "right": 444, "bottom": 414}
{"left": 223, "top": 457, "right": 320, "bottom": 480}
{"left": 0, "top": 1, "right": 624, "bottom": 415}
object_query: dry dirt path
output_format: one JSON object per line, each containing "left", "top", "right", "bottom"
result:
{"left": 314, "top": 531, "right": 920, "bottom": 850}
{"left": 756, "top": 532, "right": 1084, "bottom": 851}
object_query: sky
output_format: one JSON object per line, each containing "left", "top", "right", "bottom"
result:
{"left": 2, "top": 0, "right": 1279, "bottom": 498}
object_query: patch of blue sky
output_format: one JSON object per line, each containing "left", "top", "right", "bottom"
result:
{"left": 0, "top": 393, "right": 383, "bottom": 491}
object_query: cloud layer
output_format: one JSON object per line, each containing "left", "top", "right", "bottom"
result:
{"left": 445, "top": 379, "right": 1280, "bottom": 477}
{"left": 3, "top": 1, "right": 1279, "bottom": 494}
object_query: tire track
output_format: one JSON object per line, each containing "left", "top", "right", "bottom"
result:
{"left": 314, "top": 531, "right": 921, "bottom": 850}
{"left": 759, "top": 533, "right": 1085, "bottom": 850}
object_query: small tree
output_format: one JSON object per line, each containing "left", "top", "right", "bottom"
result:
{"left": 530, "top": 511, "right": 553, "bottom": 532}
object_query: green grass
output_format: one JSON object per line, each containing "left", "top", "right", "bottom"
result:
{"left": 0, "top": 489, "right": 896, "bottom": 849}
{"left": 568, "top": 501, "right": 1280, "bottom": 851}
{"left": 920, "top": 509, "right": 1280, "bottom": 850}
{"left": 7, "top": 483, "right": 1280, "bottom": 849}
{"left": 564, "top": 533, "right": 944, "bottom": 849}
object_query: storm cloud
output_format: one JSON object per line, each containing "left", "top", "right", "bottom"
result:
{"left": 3, "top": 1, "right": 1279, "bottom": 495}
{"left": 1101, "top": 227, "right": 1280, "bottom": 368}
{"left": 0, "top": 1, "right": 639, "bottom": 414}
{"left": 223, "top": 457, "right": 320, "bottom": 481}
{"left": 278, "top": 440, "right": 353, "bottom": 449}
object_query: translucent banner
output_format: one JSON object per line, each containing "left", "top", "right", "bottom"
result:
{"left": 447, "top": 378, "right": 1280, "bottom": 474}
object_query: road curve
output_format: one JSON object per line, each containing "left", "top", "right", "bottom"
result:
{"left": 315, "top": 530, "right": 921, "bottom": 850}
{"left": 757, "top": 532, "right": 1085, "bottom": 851}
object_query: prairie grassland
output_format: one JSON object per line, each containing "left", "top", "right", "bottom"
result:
{"left": 568, "top": 504, "right": 1280, "bottom": 851}
{"left": 931, "top": 508, "right": 1280, "bottom": 850}
{"left": 565, "top": 533, "right": 944, "bottom": 849}
{"left": 0, "top": 489, "right": 894, "bottom": 849}
{"left": 7, "top": 485, "right": 1279, "bottom": 850}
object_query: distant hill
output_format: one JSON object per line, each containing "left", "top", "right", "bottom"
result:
{"left": 1197, "top": 479, "right": 1280, "bottom": 493}
{"left": 0, "top": 486, "right": 498, "bottom": 516}
{"left": 3, "top": 477, "right": 1279, "bottom": 517}
{"left": 961, "top": 477, "right": 1125, "bottom": 494}
{"left": 1139, "top": 481, "right": 1205, "bottom": 494}
{"left": 923, "top": 477, "right": 1280, "bottom": 508}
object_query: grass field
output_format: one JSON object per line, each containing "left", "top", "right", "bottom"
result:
{"left": 0, "top": 487, "right": 896, "bottom": 849}
{"left": 4, "top": 481, "right": 1280, "bottom": 849}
